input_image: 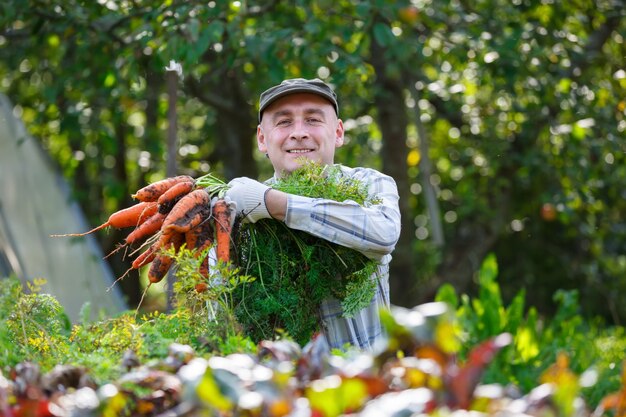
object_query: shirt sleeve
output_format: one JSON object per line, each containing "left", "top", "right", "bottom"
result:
{"left": 282, "top": 166, "right": 401, "bottom": 262}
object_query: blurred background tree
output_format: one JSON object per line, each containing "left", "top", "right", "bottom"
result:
{"left": 1, "top": 0, "right": 624, "bottom": 321}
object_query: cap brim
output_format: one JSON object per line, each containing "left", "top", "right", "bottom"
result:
{"left": 259, "top": 84, "right": 338, "bottom": 122}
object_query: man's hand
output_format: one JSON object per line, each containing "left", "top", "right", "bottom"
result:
{"left": 224, "top": 177, "right": 272, "bottom": 223}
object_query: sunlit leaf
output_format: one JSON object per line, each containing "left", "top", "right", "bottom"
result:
{"left": 196, "top": 368, "right": 233, "bottom": 412}
{"left": 514, "top": 326, "right": 539, "bottom": 361}
{"left": 435, "top": 284, "right": 459, "bottom": 308}
{"left": 539, "top": 352, "right": 580, "bottom": 416}
{"left": 434, "top": 321, "right": 462, "bottom": 354}
{"left": 103, "top": 73, "right": 116, "bottom": 88}
{"left": 305, "top": 376, "right": 342, "bottom": 417}
{"left": 47, "top": 34, "right": 60, "bottom": 48}
{"left": 572, "top": 119, "right": 593, "bottom": 140}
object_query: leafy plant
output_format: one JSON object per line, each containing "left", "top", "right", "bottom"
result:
{"left": 436, "top": 253, "right": 624, "bottom": 408}
{"left": 0, "top": 268, "right": 257, "bottom": 383}
{"left": 269, "top": 162, "right": 377, "bottom": 206}
{"left": 232, "top": 161, "right": 382, "bottom": 345}
{"left": 3, "top": 278, "right": 72, "bottom": 371}
{"left": 163, "top": 244, "right": 258, "bottom": 353}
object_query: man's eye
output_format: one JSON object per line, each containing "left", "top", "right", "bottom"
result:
{"left": 277, "top": 119, "right": 291, "bottom": 126}
{"left": 307, "top": 118, "right": 322, "bottom": 123}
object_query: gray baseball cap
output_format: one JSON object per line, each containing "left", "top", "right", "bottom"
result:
{"left": 258, "top": 78, "right": 339, "bottom": 122}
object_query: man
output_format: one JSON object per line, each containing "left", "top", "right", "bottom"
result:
{"left": 224, "top": 78, "right": 401, "bottom": 350}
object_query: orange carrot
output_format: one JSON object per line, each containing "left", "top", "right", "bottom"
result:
{"left": 194, "top": 282, "right": 209, "bottom": 293}
{"left": 186, "top": 219, "right": 214, "bottom": 278}
{"left": 133, "top": 202, "right": 159, "bottom": 225}
{"left": 193, "top": 228, "right": 214, "bottom": 259}
{"left": 125, "top": 212, "right": 167, "bottom": 244}
{"left": 153, "top": 228, "right": 175, "bottom": 250}
{"left": 132, "top": 245, "right": 157, "bottom": 269}
{"left": 157, "top": 180, "right": 196, "bottom": 213}
{"left": 212, "top": 199, "right": 232, "bottom": 263}
{"left": 162, "top": 189, "right": 211, "bottom": 234}
{"left": 185, "top": 227, "right": 200, "bottom": 250}
{"left": 147, "top": 253, "right": 174, "bottom": 284}
{"left": 132, "top": 175, "right": 194, "bottom": 202}
{"left": 51, "top": 201, "right": 158, "bottom": 237}
{"left": 185, "top": 219, "right": 214, "bottom": 251}
{"left": 147, "top": 233, "right": 184, "bottom": 283}
{"left": 199, "top": 256, "right": 209, "bottom": 279}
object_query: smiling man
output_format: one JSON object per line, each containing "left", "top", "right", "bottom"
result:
{"left": 223, "top": 78, "right": 401, "bottom": 350}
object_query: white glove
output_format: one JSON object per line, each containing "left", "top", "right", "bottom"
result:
{"left": 224, "top": 177, "right": 272, "bottom": 223}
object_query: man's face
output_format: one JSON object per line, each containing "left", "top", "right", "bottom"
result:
{"left": 257, "top": 93, "right": 344, "bottom": 177}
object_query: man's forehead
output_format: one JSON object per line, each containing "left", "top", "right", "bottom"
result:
{"left": 271, "top": 107, "right": 326, "bottom": 117}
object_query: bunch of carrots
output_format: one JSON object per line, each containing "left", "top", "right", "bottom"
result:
{"left": 54, "top": 175, "right": 232, "bottom": 289}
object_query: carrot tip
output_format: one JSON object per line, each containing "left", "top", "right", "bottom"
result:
{"left": 104, "top": 243, "right": 127, "bottom": 259}
{"left": 107, "top": 266, "right": 133, "bottom": 292}
{"left": 50, "top": 222, "right": 110, "bottom": 237}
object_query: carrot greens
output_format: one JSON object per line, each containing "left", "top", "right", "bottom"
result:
{"left": 231, "top": 161, "right": 381, "bottom": 346}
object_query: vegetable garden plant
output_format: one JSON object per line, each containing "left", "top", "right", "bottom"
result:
{"left": 230, "top": 161, "right": 381, "bottom": 345}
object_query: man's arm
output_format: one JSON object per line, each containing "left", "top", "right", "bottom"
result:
{"left": 225, "top": 166, "right": 401, "bottom": 261}
{"left": 264, "top": 188, "right": 288, "bottom": 220}
{"left": 272, "top": 167, "right": 401, "bottom": 261}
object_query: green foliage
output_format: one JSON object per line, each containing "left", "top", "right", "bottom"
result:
{"left": 232, "top": 162, "right": 381, "bottom": 345}
{"left": 0, "top": 272, "right": 256, "bottom": 383}
{"left": 3, "top": 278, "right": 72, "bottom": 371}
{"left": 5, "top": 253, "right": 626, "bottom": 411}
{"left": 271, "top": 161, "right": 379, "bottom": 206}
{"left": 436, "top": 254, "right": 625, "bottom": 407}
{"left": 147, "top": 244, "right": 266, "bottom": 355}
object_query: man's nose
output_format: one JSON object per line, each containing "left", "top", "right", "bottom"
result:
{"left": 289, "top": 120, "right": 309, "bottom": 140}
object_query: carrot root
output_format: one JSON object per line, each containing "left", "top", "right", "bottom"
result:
{"left": 104, "top": 242, "right": 128, "bottom": 260}
{"left": 157, "top": 180, "right": 196, "bottom": 213}
{"left": 125, "top": 212, "right": 167, "bottom": 245}
{"left": 132, "top": 246, "right": 157, "bottom": 269}
{"left": 51, "top": 201, "right": 158, "bottom": 238}
{"left": 147, "top": 254, "right": 174, "bottom": 284}
{"left": 50, "top": 222, "right": 110, "bottom": 237}
{"left": 185, "top": 218, "right": 214, "bottom": 250}
{"left": 212, "top": 199, "right": 233, "bottom": 263}
{"left": 107, "top": 266, "right": 134, "bottom": 292}
{"left": 109, "top": 201, "right": 159, "bottom": 229}
{"left": 199, "top": 255, "right": 209, "bottom": 278}
{"left": 162, "top": 189, "right": 211, "bottom": 234}
{"left": 147, "top": 232, "right": 184, "bottom": 283}
{"left": 132, "top": 175, "right": 194, "bottom": 202}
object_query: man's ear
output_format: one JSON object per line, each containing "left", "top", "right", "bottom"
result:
{"left": 257, "top": 125, "right": 268, "bottom": 153}
{"left": 335, "top": 119, "right": 345, "bottom": 148}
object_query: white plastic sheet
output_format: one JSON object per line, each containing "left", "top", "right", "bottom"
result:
{"left": 0, "top": 94, "right": 126, "bottom": 320}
